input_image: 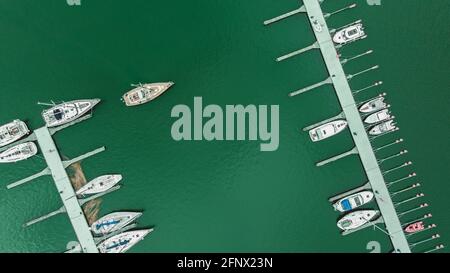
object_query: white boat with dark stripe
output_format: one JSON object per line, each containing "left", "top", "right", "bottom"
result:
{"left": 91, "top": 212, "right": 143, "bottom": 236}
{"left": 98, "top": 229, "right": 153, "bottom": 253}
{"left": 0, "top": 142, "right": 38, "bottom": 163}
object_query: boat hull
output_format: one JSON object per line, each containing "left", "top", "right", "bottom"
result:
{"left": 359, "top": 97, "right": 387, "bottom": 113}
{"left": 42, "top": 99, "right": 101, "bottom": 127}
{"left": 404, "top": 221, "right": 425, "bottom": 233}
{"left": 0, "top": 120, "right": 30, "bottom": 147}
{"left": 369, "top": 120, "right": 396, "bottom": 135}
{"left": 91, "top": 212, "right": 143, "bottom": 236}
{"left": 337, "top": 210, "right": 379, "bottom": 231}
{"left": 364, "top": 109, "right": 391, "bottom": 124}
{"left": 309, "top": 120, "right": 348, "bottom": 142}
{"left": 123, "top": 82, "right": 174, "bottom": 106}
{"left": 0, "top": 142, "right": 38, "bottom": 163}
{"left": 333, "top": 191, "right": 374, "bottom": 212}
{"left": 76, "top": 174, "right": 122, "bottom": 196}
{"left": 98, "top": 229, "right": 153, "bottom": 253}
{"left": 333, "top": 23, "right": 365, "bottom": 44}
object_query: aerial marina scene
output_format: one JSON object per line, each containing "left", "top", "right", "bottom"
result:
{"left": 0, "top": 0, "right": 448, "bottom": 261}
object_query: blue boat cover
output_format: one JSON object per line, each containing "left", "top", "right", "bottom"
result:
{"left": 341, "top": 199, "right": 352, "bottom": 211}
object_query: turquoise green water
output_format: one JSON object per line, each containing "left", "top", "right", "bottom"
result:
{"left": 0, "top": 0, "right": 448, "bottom": 253}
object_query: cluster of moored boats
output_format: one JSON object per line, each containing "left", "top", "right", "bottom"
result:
{"left": 1, "top": 81, "right": 174, "bottom": 253}
{"left": 0, "top": 82, "right": 174, "bottom": 163}
{"left": 308, "top": 94, "right": 397, "bottom": 142}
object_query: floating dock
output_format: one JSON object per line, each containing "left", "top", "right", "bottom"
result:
{"left": 33, "top": 127, "right": 99, "bottom": 253}
{"left": 301, "top": 0, "right": 410, "bottom": 253}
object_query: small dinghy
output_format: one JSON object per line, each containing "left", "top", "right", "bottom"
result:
{"left": 364, "top": 109, "right": 392, "bottom": 124}
{"left": 91, "top": 212, "right": 143, "bottom": 236}
{"left": 404, "top": 221, "right": 425, "bottom": 234}
{"left": 368, "top": 120, "right": 396, "bottom": 135}
{"left": 0, "top": 142, "right": 38, "bottom": 163}
{"left": 333, "top": 191, "right": 374, "bottom": 212}
{"left": 359, "top": 96, "right": 388, "bottom": 113}
{"left": 98, "top": 229, "right": 153, "bottom": 253}
{"left": 337, "top": 210, "right": 379, "bottom": 231}
{"left": 122, "top": 82, "right": 174, "bottom": 106}
{"left": 0, "top": 120, "right": 30, "bottom": 147}
{"left": 309, "top": 120, "right": 348, "bottom": 142}
{"left": 76, "top": 174, "right": 122, "bottom": 196}
{"left": 333, "top": 23, "right": 365, "bottom": 44}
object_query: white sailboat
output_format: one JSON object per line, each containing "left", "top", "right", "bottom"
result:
{"left": 91, "top": 212, "right": 143, "bottom": 236}
{"left": 41, "top": 99, "right": 101, "bottom": 127}
{"left": 368, "top": 120, "right": 396, "bottom": 135}
{"left": 333, "top": 23, "right": 365, "bottom": 44}
{"left": 0, "top": 120, "right": 30, "bottom": 147}
{"left": 364, "top": 109, "right": 392, "bottom": 124}
{"left": 97, "top": 229, "right": 153, "bottom": 253}
{"left": 122, "top": 82, "right": 174, "bottom": 106}
{"left": 75, "top": 174, "right": 122, "bottom": 196}
{"left": 0, "top": 142, "right": 38, "bottom": 163}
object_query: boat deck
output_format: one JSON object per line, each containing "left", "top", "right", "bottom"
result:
{"left": 302, "top": 0, "right": 410, "bottom": 253}
{"left": 34, "top": 127, "right": 98, "bottom": 253}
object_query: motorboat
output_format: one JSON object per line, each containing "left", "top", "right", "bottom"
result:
{"left": 91, "top": 212, "right": 143, "bottom": 236}
{"left": 309, "top": 120, "right": 347, "bottom": 142}
{"left": 76, "top": 174, "right": 122, "bottom": 196}
{"left": 0, "top": 120, "right": 30, "bottom": 147}
{"left": 332, "top": 191, "right": 374, "bottom": 212}
{"left": 0, "top": 142, "right": 38, "bottom": 163}
{"left": 404, "top": 221, "right": 425, "bottom": 234}
{"left": 97, "top": 229, "right": 153, "bottom": 253}
{"left": 364, "top": 109, "right": 391, "bottom": 124}
{"left": 122, "top": 82, "right": 174, "bottom": 106}
{"left": 359, "top": 96, "right": 388, "bottom": 113}
{"left": 337, "top": 210, "right": 379, "bottom": 231}
{"left": 333, "top": 23, "right": 365, "bottom": 44}
{"left": 368, "top": 120, "right": 396, "bottom": 135}
{"left": 42, "top": 99, "right": 101, "bottom": 127}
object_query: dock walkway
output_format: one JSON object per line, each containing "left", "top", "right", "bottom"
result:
{"left": 302, "top": 0, "right": 410, "bottom": 253}
{"left": 34, "top": 127, "right": 99, "bottom": 253}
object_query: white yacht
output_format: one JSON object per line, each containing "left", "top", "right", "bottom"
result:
{"left": 333, "top": 191, "right": 374, "bottom": 212}
{"left": 0, "top": 142, "right": 38, "bottom": 163}
{"left": 42, "top": 99, "right": 101, "bottom": 127}
{"left": 75, "top": 174, "right": 122, "bottom": 196}
{"left": 122, "top": 82, "right": 174, "bottom": 106}
{"left": 337, "top": 210, "right": 379, "bottom": 231}
{"left": 368, "top": 120, "right": 396, "bottom": 135}
{"left": 359, "top": 96, "right": 388, "bottom": 113}
{"left": 309, "top": 120, "right": 348, "bottom": 142}
{"left": 333, "top": 23, "right": 365, "bottom": 44}
{"left": 97, "top": 229, "right": 153, "bottom": 253}
{"left": 364, "top": 109, "right": 392, "bottom": 124}
{"left": 91, "top": 212, "right": 143, "bottom": 236}
{"left": 0, "top": 120, "right": 30, "bottom": 147}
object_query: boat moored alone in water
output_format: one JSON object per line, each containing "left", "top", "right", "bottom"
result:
{"left": 363, "top": 109, "right": 392, "bottom": 124}
{"left": 337, "top": 210, "right": 379, "bottom": 231}
{"left": 42, "top": 99, "right": 101, "bottom": 127}
{"left": 359, "top": 96, "right": 388, "bottom": 113}
{"left": 122, "top": 82, "right": 174, "bottom": 106}
{"left": 91, "top": 212, "right": 143, "bottom": 236}
{"left": 333, "top": 191, "right": 374, "bottom": 212}
{"left": 0, "top": 142, "right": 38, "bottom": 163}
{"left": 368, "top": 120, "right": 396, "bottom": 135}
{"left": 76, "top": 174, "right": 122, "bottom": 196}
{"left": 0, "top": 120, "right": 30, "bottom": 147}
{"left": 97, "top": 229, "right": 153, "bottom": 253}
{"left": 309, "top": 120, "right": 348, "bottom": 142}
{"left": 332, "top": 23, "right": 365, "bottom": 44}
